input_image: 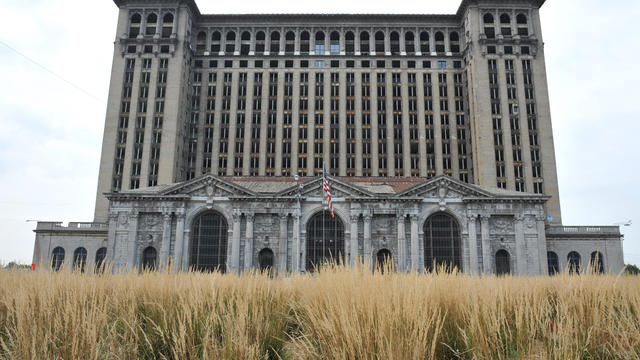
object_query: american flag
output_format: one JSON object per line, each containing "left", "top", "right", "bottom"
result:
{"left": 323, "top": 166, "right": 334, "bottom": 219}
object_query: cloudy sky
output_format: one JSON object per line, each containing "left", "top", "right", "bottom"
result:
{"left": 0, "top": 0, "right": 638, "bottom": 266}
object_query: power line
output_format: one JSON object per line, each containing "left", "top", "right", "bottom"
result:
{"left": 0, "top": 39, "right": 105, "bottom": 104}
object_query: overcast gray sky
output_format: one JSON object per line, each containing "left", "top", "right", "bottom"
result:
{"left": 1, "top": 0, "right": 638, "bottom": 266}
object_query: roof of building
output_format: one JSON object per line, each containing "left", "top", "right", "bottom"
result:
{"left": 113, "top": 0, "right": 546, "bottom": 21}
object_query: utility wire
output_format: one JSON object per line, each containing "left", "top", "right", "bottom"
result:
{"left": 0, "top": 39, "right": 105, "bottom": 104}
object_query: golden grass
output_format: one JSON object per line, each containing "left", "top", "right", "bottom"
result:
{"left": 1, "top": 263, "right": 639, "bottom": 359}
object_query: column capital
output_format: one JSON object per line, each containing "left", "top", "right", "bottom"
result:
{"left": 350, "top": 214, "right": 360, "bottom": 222}
{"left": 410, "top": 214, "right": 419, "bottom": 222}
{"left": 232, "top": 210, "right": 242, "bottom": 222}
{"left": 163, "top": 212, "right": 172, "bottom": 221}
{"left": 514, "top": 214, "right": 525, "bottom": 221}
{"left": 480, "top": 214, "right": 491, "bottom": 221}
{"left": 396, "top": 210, "right": 406, "bottom": 220}
{"left": 363, "top": 213, "right": 372, "bottom": 222}
{"left": 280, "top": 213, "right": 289, "bottom": 220}
{"left": 246, "top": 213, "right": 255, "bottom": 222}
{"left": 467, "top": 214, "right": 478, "bottom": 221}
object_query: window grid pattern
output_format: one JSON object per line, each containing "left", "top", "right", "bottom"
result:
{"left": 306, "top": 211, "right": 345, "bottom": 271}
{"left": 489, "top": 59, "right": 507, "bottom": 189}
{"left": 423, "top": 213, "right": 461, "bottom": 272}
{"left": 191, "top": 212, "right": 228, "bottom": 272}
{"left": 149, "top": 58, "right": 168, "bottom": 186}
{"left": 113, "top": 58, "right": 135, "bottom": 192}
{"left": 523, "top": 60, "right": 544, "bottom": 194}
{"left": 506, "top": 59, "right": 525, "bottom": 192}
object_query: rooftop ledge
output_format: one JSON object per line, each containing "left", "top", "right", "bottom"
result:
{"left": 35, "top": 222, "right": 108, "bottom": 232}
{"left": 546, "top": 225, "right": 621, "bottom": 237}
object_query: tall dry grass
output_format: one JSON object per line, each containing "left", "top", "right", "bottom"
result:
{"left": 1, "top": 263, "right": 639, "bottom": 359}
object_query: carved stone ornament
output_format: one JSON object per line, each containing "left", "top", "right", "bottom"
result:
{"left": 490, "top": 216, "right": 514, "bottom": 235}
{"left": 206, "top": 179, "right": 215, "bottom": 209}
{"left": 118, "top": 213, "right": 129, "bottom": 228}
{"left": 438, "top": 180, "right": 448, "bottom": 210}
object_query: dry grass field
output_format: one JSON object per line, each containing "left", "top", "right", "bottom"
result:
{"left": 1, "top": 264, "right": 639, "bottom": 359}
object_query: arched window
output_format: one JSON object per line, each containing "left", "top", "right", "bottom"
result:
{"left": 306, "top": 211, "right": 345, "bottom": 271}
{"left": 449, "top": 32, "right": 460, "bottom": 53}
{"left": 258, "top": 248, "right": 274, "bottom": 272}
{"left": 211, "top": 31, "right": 221, "bottom": 53}
{"left": 300, "top": 31, "right": 310, "bottom": 54}
{"left": 270, "top": 31, "right": 280, "bottom": 53}
{"left": 375, "top": 249, "right": 392, "bottom": 273}
{"left": 345, "top": 31, "right": 355, "bottom": 55}
{"left": 567, "top": 251, "right": 581, "bottom": 274}
{"left": 255, "top": 31, "right": 265, "bottom": 54}
{"left": 129, "top": 13, "right": 141, "bottom": 39}
{"left": 500, "top": 14, "right": 512, "bottom": 36}
{"left": 516, "top": 14, "right": 529, "bottom": 36}
{"left": 390, "top": 31, "right": 400, "bottom": 55}
{"left": 434, "top": 32, "right": 445, "bottom": 53}
{"left": 483, "top": 13, "right": 495, "bottom": 39}
{"left": 95, "top": 247, "right": 107, "bottom": 273}
{"left": 419, "top": 31, "right": 430, "bottom": 54}
{"left": 161, "top": 13, "right": 173, "bottom": 38}
{"left": 51, "top": 247, "right": 65, "bottom": 271}
{"left": 423, "top": 213, "right": 461, "bottom": 272}
{"left": 196, "top": 31, "right": 207, "bottom": 52}
{"left": 142, "top": 246, "right": 157, "bottom": 271}
{"left": 330, "top": 31, "right": 340, "bottom": 55}
{"left": 73, "top": 247, "right": 87, "bottom": 272}
{"left": 547, "top": 251, "right": 559, "bottom": 275}
{"left": 360, "top": 31, "right": 370, "bottom": 53}
{"left": 590, "top": 251, "right": 604, "bottom": 274}
{"left": 145, "top": 13, "right": 157, "bottom": 35}
{"left": 375, "top": 31, "right": 385, "bottom": 54}
{"left": 225, "top": 31, "right": 236, "bottom": 53}
{"left": 495, "top": 249, "right": 510, "bottom": 275}
{"left": 315, "top": 31, "right": 325, "bottom": 54}
{"left": 240, "top": 31, "right": 251, "bottom": 55}
{"left": 191, "top": 211, "right": 228, "bottom": 272}
{"left": 404, "top": 31, "right": 415, "bottom": 54}
{"left": 285, "top": 31, "right": 295, "bottom": 54}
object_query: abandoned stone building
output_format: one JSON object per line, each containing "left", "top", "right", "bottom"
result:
{"left": 32, "top": 0, "right": 624, "bottom": 275}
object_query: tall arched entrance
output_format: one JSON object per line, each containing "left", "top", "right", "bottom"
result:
{"left": 190, "top": 211, "right": 228, "bottom": 273}
{"left": 423, "top": 212, "right": 462, "bottom": 272}
{"left": 306, "top": 211, "right": 345, "bottom": 271}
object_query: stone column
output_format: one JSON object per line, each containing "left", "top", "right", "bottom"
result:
{"left": 410, "top": 214, "right": 419, "bottom": 270}
{"left": 294, "top": 28, "right": 300, "bottom": 56}
{"left": 480, "top": 215, "right": 491, "bottom": 274}
{"left": 127, "top": 211, "right": 139, "bottom": 272}
{"left": 397, "top": 213, "right": 406, "bottom": 271}
{"left": 279, "top": 214, "right": 288, "bottom": 273}
{"left": 174, "top": 211, "right": 185, "bottom": 272}
{"left": 400, "top": 29, "right": 406, "bottom": 55}
{"left": 514, "top": 214, "right": 526, "bottom": 275}
{"left": 230, "top": 211, "right": 241, "bottom": 272}
{"left": 350, "top": 215, "right": 359, "bottom": 266}
{"left": 106, "top": 213, "right": 118, "bottom": 265}
{"left": 384, "top": 28, "right": 390, "bottom": 55}
{"left": 181, "top": 230, "right": 190, "bottom": 272}
{"left": 244, "top": 213, "right": 254, "bottom": 271}
{"left": 292, "top": 210, "right": 301, "bottom": 272}
{"left": 249, "top": 29, "right": 256, "bottom": 56}
{"left": 467, "top": 214, "right": 479, "bottom": 274}
{"left": 160, "top": 212, "right": 172, "bottom": 268}
{"left": 536, "top": 215, "right": 549, "bottom": 275}
{"left": 363, "top": 213, "right": 372, "bottom": 266}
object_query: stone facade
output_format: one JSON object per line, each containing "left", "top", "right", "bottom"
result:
{"left": 33, "top": 175, "right": 624, "bottom": 275}
{"left": 32, "top": 0, "right": 625, "bottom": 275}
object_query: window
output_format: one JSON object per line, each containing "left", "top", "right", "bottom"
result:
{"left": 306, "top": 211, "right": 344, "bottom": 271}
{"left": 437, "top": 60, "right": 447, "bottom": 69}
{"left": 590, "top": 251, "right": 604, "bottom": 274}
{"left": 95, "top": 247, "right": 107, "bottom": 273}
{"left": 73, "top": 247, "right": 87, "bottom": 272}
{"left": 567, "top": 251, "right": 581, "bottom": 274}
{"left": 547, "top": 251, "right": 559, "bottom": 275}
{"left": 191, "top": 211, "right": 228, "bottom": 272}
{"left": 51, "top": 247, "right": 65, "bottom": 271}
{"left": 423, "top": 213, "right": 461, "bottom": 272}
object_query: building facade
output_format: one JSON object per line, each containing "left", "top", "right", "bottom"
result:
{"left": 32, "top": 0, "right": 624, "bottom": 275}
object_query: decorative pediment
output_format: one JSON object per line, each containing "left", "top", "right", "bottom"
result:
{"left": 160, "top": 174, "right": 255, "bottom": 197}
{"left": 277, "top": 177, "right": 374, "bottom": 198}
{"left": 395, "top": 176, "right": 492, "bottom": 199}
